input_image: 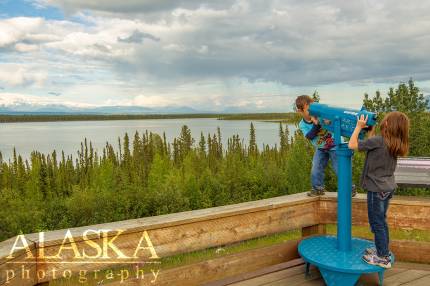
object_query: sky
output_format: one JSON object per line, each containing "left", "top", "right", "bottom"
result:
{"left": 1, "top": 0, "right": 430, "bottom": 112}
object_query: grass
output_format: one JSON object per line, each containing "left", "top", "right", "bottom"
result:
{"left": 326, "top": 224, "right": 430, "bottom": 242}
{"left": 48, "top": 229, "right": 301, "bottom": 285}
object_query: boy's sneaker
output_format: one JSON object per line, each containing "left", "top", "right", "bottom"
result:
{"left": 362, "top": 253, "right": 392, "bottom": 269}
{"left": 352, "top": 184, "right": 357, "bottom": 197}
{"left": 307, "top": 189, "right": 321, "bottom": 197}
{"left": 307, "top": 187, "right": 325, "bottom": 197}
{"left": 316, "top": 186, "right": 325, "bottom": 195}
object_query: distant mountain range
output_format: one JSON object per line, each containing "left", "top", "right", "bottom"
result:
{"left": 0, "top": 102, "right": 279, "bottom": 115}
{"left": 0, "top": 103, "right": 206, "bottom": 115}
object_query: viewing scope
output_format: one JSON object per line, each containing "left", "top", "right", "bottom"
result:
{"left": 308, "top": 103, "right": 377, "bottom": 142}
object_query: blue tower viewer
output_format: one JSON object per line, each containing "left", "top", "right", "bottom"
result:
{"left": 298, "top": 103, "right": 391, "bottom": 286}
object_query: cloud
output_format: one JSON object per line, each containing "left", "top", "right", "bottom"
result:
{"left": 0, "top": 17, "right": 44, "bottom": 47}
{"left": 0, "top": 92, "right": 93, "bottom": 108}
{"left": 39, "top": 0, "right": 235, "bottom": 14}
{"left": 63, "top": 0, "right": 428, "bottom": 87}
{"left": 0, "top": 64, "right": 47, "bottom": 87}
{"left": 14, "top": 43, "right": 39, "bottom": 52}
{"left": 1, "top": 1, "right": 430, "bottom": 111}
{"left": 10, "top": 1, "right": 430, "bottom": 87}
{"left": 118, "top": 30, "right": 160, "bottom": 43}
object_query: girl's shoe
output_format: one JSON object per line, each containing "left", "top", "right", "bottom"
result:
{"left": 364, "top": 247, "right": 393, "bottom": 258}
{"left": 362, "top": 253, "right": 392, "bottom": 269}
{"left": 364, "top": 247, "right": 377, "bottom": 256}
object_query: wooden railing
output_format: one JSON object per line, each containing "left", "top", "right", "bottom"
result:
{"left": 1, "top": 192, "right": 429, "bottom": 285}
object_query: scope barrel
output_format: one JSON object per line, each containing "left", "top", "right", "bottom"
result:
{"left": 308, "top": 103, "right": 377, "bottom": 140}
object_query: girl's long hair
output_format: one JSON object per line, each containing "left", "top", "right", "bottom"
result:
{"left": 380, "top": 111, "right": 410, "bottom": 157}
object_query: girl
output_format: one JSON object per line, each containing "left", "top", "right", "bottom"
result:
{"left": 348, "top": 111, "right": 409, "bottom": 268}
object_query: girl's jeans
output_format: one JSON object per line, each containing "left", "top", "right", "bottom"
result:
{"left": 367, "top": 191, "right": 393, "bottom": 257}
{"left": 311, "top": 148, "right": 337, "bottom": 190}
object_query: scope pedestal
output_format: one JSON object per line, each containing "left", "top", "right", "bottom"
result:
{"left": 298, "top": 144, "right": 392, "bottom": 286}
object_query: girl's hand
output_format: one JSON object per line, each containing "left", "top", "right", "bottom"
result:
{"left": 356, "top": 114, "right": 368, "bottom": 129}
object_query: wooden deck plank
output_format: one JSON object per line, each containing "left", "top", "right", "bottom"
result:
{"left": 228, "top": 266, "right": 311, "bottom": 286}
{"left": 394, "top": 262, "right": 430, "bottom": 271}
{"left": 297, "top": 278, "right": 325, "bottom": 286}
{"left": 203, "top": 258, "right": 304, "bottom": 286}
{"left": 259, "top": 268, "right": 322, "bottom": 286}
{"left": 210, "top": 260, "right": 428, "bottom": 286}
{"left": 384, "top": 270, "right": 430, "bottom": 286}
{"left": 401, "top": 274, "right": 430, "bottom": 286}
{"left": 357, "top": 268, "right": 409, "bottom": 286}
{"left": 259, "top": 267, "right": 409, "bottom": 286}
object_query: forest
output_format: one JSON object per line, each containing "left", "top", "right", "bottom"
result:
{"left": 0, "top": 79, "right": 428, "bottom": 241}
{"left": 0, "top": 112, "right": 298, "bottom": 123}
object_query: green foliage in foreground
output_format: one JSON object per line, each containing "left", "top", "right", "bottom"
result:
{"left": 0, "top": 124, "right": 317, "bottom": 241}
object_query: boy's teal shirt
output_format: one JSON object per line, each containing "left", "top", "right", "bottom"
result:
{"left": 299, "top": 118, "right": 336, "bottom": 150}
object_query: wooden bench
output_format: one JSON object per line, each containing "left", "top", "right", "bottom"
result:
{"left": 395, "top": 157, "right": 430, "bottom": 188}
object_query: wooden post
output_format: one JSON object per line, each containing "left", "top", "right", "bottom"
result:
{"left": 301, "top": 224, "right": 326, "bottom": 237}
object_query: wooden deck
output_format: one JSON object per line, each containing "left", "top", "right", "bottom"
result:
{"left": 205, "top": 259, "right": 430, "bottom": 286}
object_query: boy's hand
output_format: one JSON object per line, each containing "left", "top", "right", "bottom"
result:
{"left": 356, "top": 114, "right": 368, "bottom": 129}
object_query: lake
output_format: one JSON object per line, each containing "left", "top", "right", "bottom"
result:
{"left": 0, "top": 118, "right": 296, "bottom": 160}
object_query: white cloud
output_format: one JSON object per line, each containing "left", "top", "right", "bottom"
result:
{"left": 14, "top": 43, "right": 39, "bottom": 52}
{"left": 0, "top": 64, "right": 47, "bottom": 87}
{"left": 0, "top": 17, "right": 44, "bottom": 47}
{"left": 0, "top": 92, "right": 93, "bottom": 108}
{"left": 104, "top": 94, "right": 175, "bottom": 108}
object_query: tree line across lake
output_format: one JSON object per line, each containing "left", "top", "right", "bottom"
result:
{"left": 0, "top": 113, "right": 300, "bottom": 123}
{"left": 0, "top": 79, "right": 429, "bottom": 241}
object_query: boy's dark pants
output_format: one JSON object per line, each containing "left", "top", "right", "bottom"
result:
{"left": 367, "top": 191, "right": 393, "bottom": 257}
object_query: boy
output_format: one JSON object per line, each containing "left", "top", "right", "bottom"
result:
{"left": 295, "top": 95, "right": 357, "bottom": 197}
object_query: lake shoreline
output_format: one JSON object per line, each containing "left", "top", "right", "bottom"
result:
{"left": 0, "top": 113, "right": 298, "bottom": 123}
{"left": 0, "top": 118, "right": 297, "bottom": 161}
